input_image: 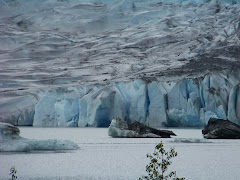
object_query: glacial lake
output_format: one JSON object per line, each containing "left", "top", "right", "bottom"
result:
{"left": 1, "top": 128, "right": 240, "bottom": 180}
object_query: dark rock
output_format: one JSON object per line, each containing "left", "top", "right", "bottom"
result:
{"left": 202, "top": 118, "right": 240, "bottom": 139}
{"left": 108, "top": 118, "right": 176, "bottom": 138}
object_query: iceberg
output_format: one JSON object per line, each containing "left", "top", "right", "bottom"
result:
{"left": 0, "top": 122, "right": 79, "bottom": 152}
{"left": 108, "top": 118, "right": 176, "bottom": 138}
{"left": 173, "top": 138, "right": 211, "bottom": 143}
{"left": 202, "top": 118, "right": 240, "bottom": 139}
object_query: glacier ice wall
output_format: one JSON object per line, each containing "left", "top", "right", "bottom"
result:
{"left": 1, "top": 0, "right": 240, "bottom": 127}
{"left": 32, "top": 71, "right": 240, "bottom": 127}
{"left": 0, "top": 94, "right": 37, "bottom": 126}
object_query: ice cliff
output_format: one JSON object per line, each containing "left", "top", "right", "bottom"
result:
{"left": 31, "top": 71, "right": 240, "bottom": 127}
{"left": 1, "top": 0, "right": 240, "bottom": 127}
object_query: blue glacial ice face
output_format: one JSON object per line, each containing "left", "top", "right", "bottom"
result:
{"left": 31, "top": 71, "right": 240, "bottom": 128}
{"left": 129, "top": 83, "right": 149, "bottom": 124}
{"left": 0, "top": 95, "right": 37, "bottom": 126}
{"left": 33, "top": 91, "right": 60, "bottom": 127}
{"left": 83, "top": 86, "right": 127, "bottom": 127}
{"left": 55, "top": 97, "right": 79, "bottom": 127}
{"left": 34, "top": 89, "right": 80, "bottom": 127}
{"left": 147, "top": 82, "right": 168, "bottom": 127}
{"left": 227, "top": 84, "right": 240, "bottom": 124}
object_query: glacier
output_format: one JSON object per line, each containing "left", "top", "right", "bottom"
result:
{"left": 31, "top": 71, "right": 240, "bottom": 127}
{"left": 0, "top": 122, "right": 79, "bottom": 152}
{"left": 1, "top": 0, "right": 240, "bottom": 127}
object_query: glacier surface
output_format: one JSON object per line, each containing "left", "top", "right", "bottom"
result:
{"left": 0, "top": 0, "right": 240, "bottom": 127}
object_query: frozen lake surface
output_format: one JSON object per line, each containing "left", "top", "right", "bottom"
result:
{"left": 1, "top": 128, "right": 240, "bottom": 180}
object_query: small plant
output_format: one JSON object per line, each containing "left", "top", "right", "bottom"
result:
{"left": 140, "top": 142, "right": 184, "bottom": 180}
{"left": 9, "top": 166, "right": 17, "bottom": 180}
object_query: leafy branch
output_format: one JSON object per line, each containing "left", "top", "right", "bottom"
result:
{"left": 9, "top": 166, "right": 17, "bottom": 180}
{"left": 140, "top": 142, "right": 185, "bottom": 180}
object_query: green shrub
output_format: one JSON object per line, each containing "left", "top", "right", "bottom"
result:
{"left": 9, "top": 166, "right": 17, "bottom": 180}
{"left": 140, "top": 142, "right": 185, "bottom": 180}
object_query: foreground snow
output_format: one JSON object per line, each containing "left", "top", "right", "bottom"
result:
{"left": 0, "top": 122, "right": 79, "bottom": 152}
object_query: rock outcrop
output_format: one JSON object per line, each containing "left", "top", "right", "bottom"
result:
{"left": 202, "top": 118, "right": 240, "bottom": 139}
{"left": 108, "top": 118, "right": 176, "bottom": 138}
